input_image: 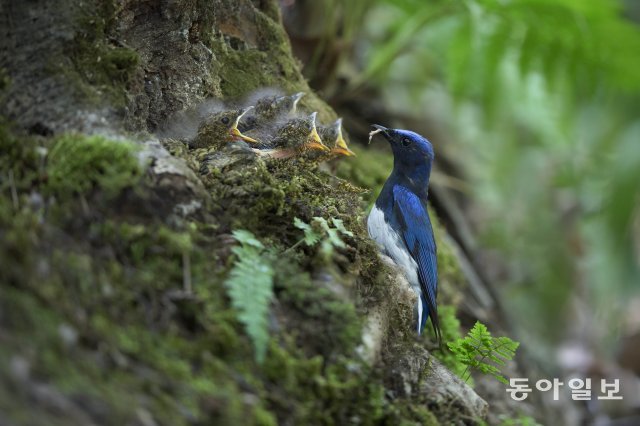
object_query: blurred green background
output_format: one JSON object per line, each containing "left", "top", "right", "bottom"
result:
{"left": 283, "top": 0, "right": 640, "bottom": 366}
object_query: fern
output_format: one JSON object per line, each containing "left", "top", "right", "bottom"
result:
{"left": 293, "top": 217, "right": 322, "bottom": 246}
{"left": 292, "top": 217, "right": 354, "bottom": 259}
{"left": 225, "top": 230, "right": 274, "bottom": 363}
{"left": 447, "top": 321, "right": 519, "bottom": 384}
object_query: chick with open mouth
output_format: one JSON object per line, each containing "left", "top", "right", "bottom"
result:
{"left": 190, "top": 106, "right": 258, "bottom": 149}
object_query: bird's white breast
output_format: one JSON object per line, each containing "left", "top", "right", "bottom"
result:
{"left": 367, "top": 206, "right": 420, "bottom": 291}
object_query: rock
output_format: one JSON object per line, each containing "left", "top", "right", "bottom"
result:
{"left": 138, "top": 138, "right": 210, "bottom": 220}
{"left": 385, "top": 343, "right": 489, "bottom": 424}
{"left": 368, "top": 253, "right": 489, "bottom": 424}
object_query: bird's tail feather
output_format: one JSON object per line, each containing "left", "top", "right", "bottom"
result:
{"left": 418, "top": 293, "right": 442, "bottom": 349}
{"left": 417, "top": 296, "right": 425, "bottom": 335}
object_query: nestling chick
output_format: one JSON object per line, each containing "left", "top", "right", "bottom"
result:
{"left": 303, "top": 118, "right": 356, "bottom": 163}
{"left": 254, "top": 112, "right": 329, "bottom": 159}
{"left": 318, "top": 118, "right": 356, "bottom": 157}
{"left": 239, "top": 92, "right": 305, "bottom": 132}
{"left": 197, "top": 141, "right": 258, "bottom": 177}
{"left": 190, "top": 107, "right": 258, "bottom": 149}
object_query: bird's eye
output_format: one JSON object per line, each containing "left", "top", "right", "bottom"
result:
{"left": 221, "top": 117, "right": 230, "bottom": 125}
{"left": 401, "top": 138, "right": 411, "bottom": 147}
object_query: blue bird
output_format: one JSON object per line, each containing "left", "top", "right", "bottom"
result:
{"left": 367, "top": 125, "right": 441, "bottom": 344}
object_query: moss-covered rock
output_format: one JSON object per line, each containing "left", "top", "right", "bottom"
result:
{"left": 0, "top": 0, "right": 485, "bottom": 424}
{"left": 0, "top": 120, "right": 467, "bottom": 425}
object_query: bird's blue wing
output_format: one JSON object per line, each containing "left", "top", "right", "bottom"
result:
{"left": 392, "top": 185, "right": 441, "bottom": 343}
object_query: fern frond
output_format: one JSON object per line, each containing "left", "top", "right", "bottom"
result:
{"left": 291, "top": 217, "right": 354, "bottom": 259}
{"left": 225, "top": 230, "right": 274, "bottom": 363}
{"left": 447, "top": 321, "right": 519, "bottom": 384}
{"left": 294, "top": 217, "right": 322, "bottom": 246}
{"left": 331, "top": 219, "right": 354, "bottom": 238}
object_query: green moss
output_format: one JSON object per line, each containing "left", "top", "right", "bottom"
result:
{"left": 211, "top": 37, "right": 303, "bottom": 103}
{"left": 1, "top": 128, "right": 233, "bottom": 423}
{"left": 215, "top": 45, "right": 280, "bottom": 99}
{"left": 262, "top": 340, "right": 388, "bottom": 425}
{"left": 100, "top": 47, "right": 140, "bottom": 81}
{"left": 0, "top": 88, "right": 460, "bottom": 425}
{"left": 0, "top": 286, "right": 273, "bottom": 426}
{"left": 274, "top": 257, "right": 362, "bottom": 357}
{"left": 199, "top": 152, "right": 365, "bottom": 238}
{"left": 256, "top": 0, "right": 282, "bottom": 22}
{"left": 201, "top": 156, "right": 286, "bottom": 231}
{"left": 0, "top": 0, "right": 472, "bottom": 421}
{"left": 46, "top": 134, "right": 143, "bottom": 199}
{"left": 0, "top": 182, "right": 272, "bottom": 424}
{"left": 194, "top": 148, "right": 393, "bottom": 316}
{"left": 204, "top": 6, "right": 318, "bottom": 110}
{"left": 383, "top": 400, "right": 441, "bottom": 426}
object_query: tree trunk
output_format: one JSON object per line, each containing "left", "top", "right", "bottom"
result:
{"left": 0, "top": 1, "right": 491, "bottom": 424}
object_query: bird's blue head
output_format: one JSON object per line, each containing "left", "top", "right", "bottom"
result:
{"left": 371, "top": 125, "right": 434, "bottom": 169}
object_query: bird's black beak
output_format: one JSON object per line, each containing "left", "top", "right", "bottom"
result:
{"left": 369, "top": 124, "right": 391, "bottom": 144}
{"left": 372, "top": 124, "right": 389, "bottom": 134}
